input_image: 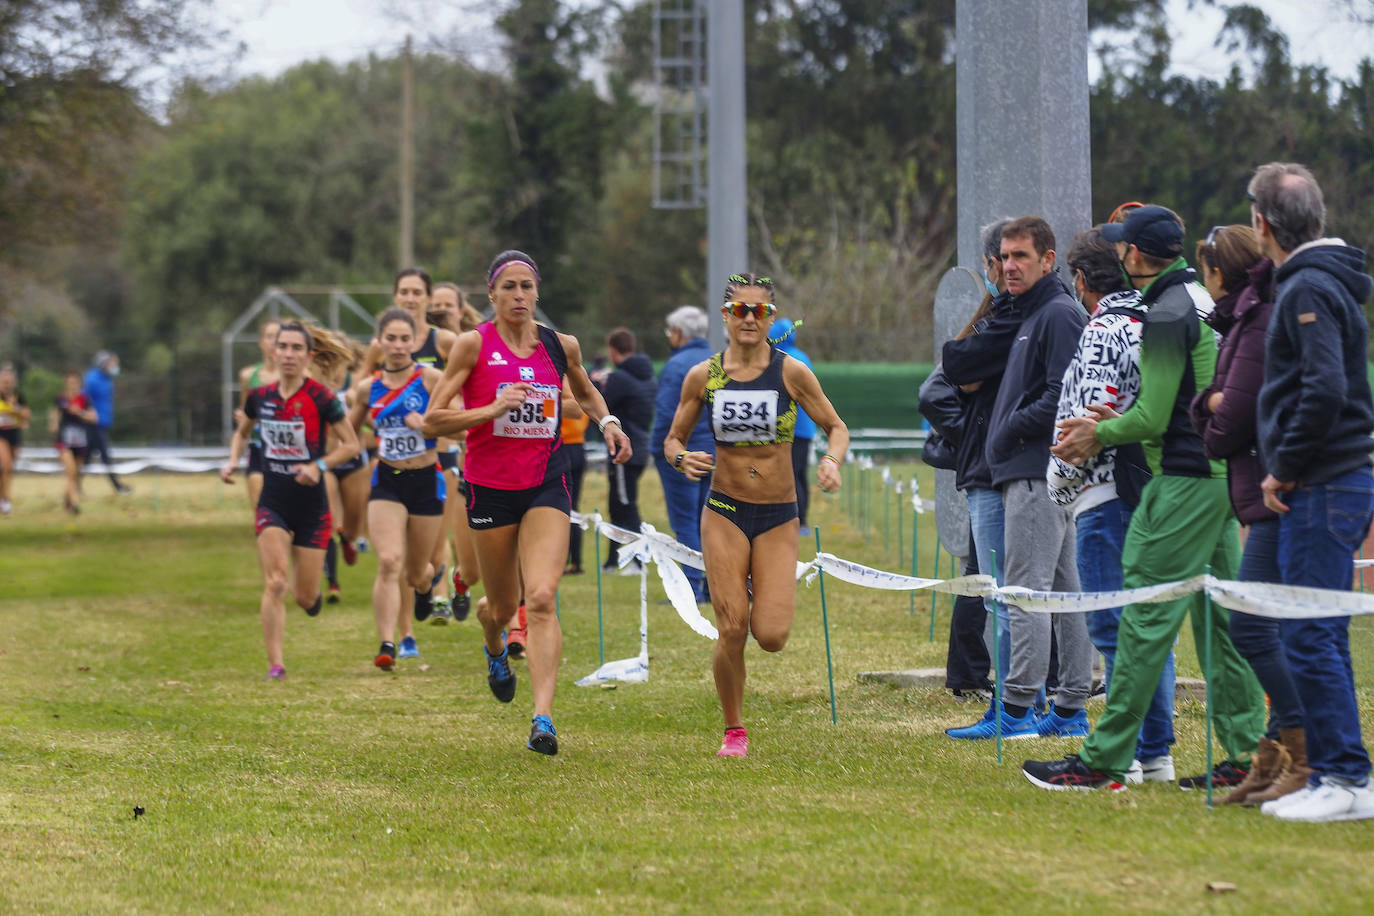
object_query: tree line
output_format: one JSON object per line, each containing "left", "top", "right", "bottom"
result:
{"left": 2, "top": 0, "right": 1372, "bottom": 442}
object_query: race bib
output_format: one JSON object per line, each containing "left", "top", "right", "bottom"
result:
{"left": 261, "top": 418, "right": 308, "bottom": 461}
{"left": 378, "top": 424, "right": 426, "bottom": 462}
{"left": 60, "top": 424, "right": 88, "bottom": 449}
{"left": 0, "top": 413, "right": 16, "bottom": 429}
{"left": 712, "top": 390, "right": 776, "bottom": 443}
{"left": 494, "top": 383, "right": 559, "bottom": 440}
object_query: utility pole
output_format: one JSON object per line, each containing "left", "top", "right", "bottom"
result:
{"left": 706, "top": 0, "right": 747, "bottom": 351}
{"left": 399, "top": 34, "right": 415, "bottom": 268}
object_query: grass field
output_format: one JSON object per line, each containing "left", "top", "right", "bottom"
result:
{"left": 3, "top": 466, "right": 1373, "bottom": 913}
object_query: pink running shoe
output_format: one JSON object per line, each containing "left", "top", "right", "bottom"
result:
{"left": 267, "top": 665, "right": 286, "bottom": 681}
{"left": 717, "top": 727, "right": 748, "bottom": 758}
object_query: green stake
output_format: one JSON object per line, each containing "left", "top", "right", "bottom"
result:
{"left": 595, "top": 523, "right": 605, "bottom": 666}
{"left": 1203, "top": 564, "right": 1215, "bottom": 808}
{"left": 883, "top": 474, "right": 891, "bottom": 556}
{"left": 897, "top": 482, "right": 904, "bottom": 561}
{"left": 991, "top": 548, "right": 1003, "bottom": 765}
{"left": 928, "top": 535, "right": 941, "bottom": 639}
{"left": 814, "top": 526, "right": 838, "bottom": 725}
{"left": 909, "top": 496, "right": 918, "bottom": 617}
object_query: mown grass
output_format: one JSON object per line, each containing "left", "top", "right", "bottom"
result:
{"left": 2, "top": 468, "right": 1373, "bottom": 913}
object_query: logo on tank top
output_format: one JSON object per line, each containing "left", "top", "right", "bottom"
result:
{"left": 519, "top": 366, "right": 534, "bottom": 381}
{"left": 487, "top": 352, "right": 508, "bottom": 366}
{"left": 403, "top": 392, "right": 424, "bottom": 412}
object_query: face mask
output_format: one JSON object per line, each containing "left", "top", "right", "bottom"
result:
{"left": 108, "top": 366, "right": 120, "bottom": 377}
{"left": 981, "top": 268, "right": 999, "bottom": 298}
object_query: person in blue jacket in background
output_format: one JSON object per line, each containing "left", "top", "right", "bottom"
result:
{"left": 769, "top": 318, "right": 817, "bottom": 534}
{"left": 82, "top": 350, "right": 131, "bottom": 494}
{"left": 651, "top": 306, "right": 714, "bottom": 602}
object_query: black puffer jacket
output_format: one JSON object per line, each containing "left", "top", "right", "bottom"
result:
{"left": 941, "top": 292, "right": 1022, "bottom": 491}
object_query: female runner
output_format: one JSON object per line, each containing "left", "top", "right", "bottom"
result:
{"left": 348, "top": 308, "right": 447, "bottom": 670}
{"left": 51, "top": 371, "right": 96, "bottom": 515}
{"left": 0, "top": 363, "right": 31, "bottom": 515}
{"left": 664, "top": 273, "right": 848, "bottom": 758}
{"left": 221, "top": 321, "right": 360, "bottom": 679}
{"left": 238, "top": 318, "right": 281, "bottom": 510}
{"left": 423, "top": 249, "right": 631, "bottom": 755}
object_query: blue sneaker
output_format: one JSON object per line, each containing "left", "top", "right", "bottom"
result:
{"left": 527, "top": 714, "right": 558, "bottom": 755}
{"left": 946, "top": 702, "right": 1040, "bottom": 740}
{"left": 485, "top": 646, "right": 516, "bottom": 702}
{"left": 1036, "top": 703, "right": 1090, "bottom": 738}
{"left": 398, "top": 635, "right": 420, "bottom": 659}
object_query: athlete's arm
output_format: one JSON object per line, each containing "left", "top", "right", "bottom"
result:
{"left": 317, "top": 417, "right": 361, "bottom": 473}
{"left": 561, "top": 333, "right": 631, "bottom": 464}
{"left": 663, "top": 361, "right": 713, "bottom": 481}
{"left": 784, "top": 356, "right": 847, "bottom": 493}
{"left": 421, "top": 330, "right": 525, "bottom": 437}
{"left": 346, "top": 376, "right": 371, "bottom": 432}
{"left": 220, "top": 410, "right": 256, "bottom": 484}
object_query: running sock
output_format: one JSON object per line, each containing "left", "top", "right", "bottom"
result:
{"left": 324, "top": 538, "right": 338, "bottom": 586}
{"left": 454, "top": 577, "right": 468, "bottom": 595}
{"left": 1003, "top": 702, "right": 1030, "bottom": 720}
{"left": 305, "top": 594, "right": 322, "bottom": 617}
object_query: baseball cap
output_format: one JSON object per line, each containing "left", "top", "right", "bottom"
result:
{"left": 1099, "top": 205, "right": 1184, "bottom": 259}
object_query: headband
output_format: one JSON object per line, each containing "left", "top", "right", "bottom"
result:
{"left": 488, "top": 260, "right": 540, "bottom": 288}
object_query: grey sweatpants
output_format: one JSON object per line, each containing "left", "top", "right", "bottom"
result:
{"left": 1001, "top": 477, "right": 1093, "bottom": 710}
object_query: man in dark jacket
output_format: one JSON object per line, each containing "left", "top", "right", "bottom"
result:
{"left": 601, "top": 328, "right": 656, "bottom": 573}
{"left": 652, "top": 306, "right": 714, "bottom": 601}
{"left": 1025, "top": 204, "right": 1265, "bottom": 793}
{"left": 976, "top": 216, "right": 1092, "bottom": 740}
{"left": 1250, "top": 163, "right": 1374, "bottom": 823}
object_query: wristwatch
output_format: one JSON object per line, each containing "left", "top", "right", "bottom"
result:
{"left": 316, "top": 458, "right": 329, "bottom": 473}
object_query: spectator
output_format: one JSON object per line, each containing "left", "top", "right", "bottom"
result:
{"left": 600, "top": 327, "right": 655, "bottom": 573}
{"left": 1048, "top": 226, "right": 1176, "bottom": 784}
{"left": 651, "top": 306, "right": 714, "bottom": 602}
{"left": 1024, "top": 204, "right": 1265, "bottom": 793}
{"left": 978, "top": 216, "right": 1092, "bottom": 740}
{"left": 1250, "top": 163, "right": 1374, "bottom": 823}
{"left": 82, "top": 350, "right": 131, "bottom": 494}
{"left": 1188, "top": 224, "right": 1306, "bottom": 806}
{"left": 561, "top": 408, "right": 591, "bottom": 574}
{"left": 768, "top": 318, "right": 817, "bottom": 535}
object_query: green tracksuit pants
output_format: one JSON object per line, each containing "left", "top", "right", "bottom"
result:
{"left": 1079, "top": 475, "right": 1266, "bottom": 778}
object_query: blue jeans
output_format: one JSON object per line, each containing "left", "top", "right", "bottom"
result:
{"left": 654, "top": 453, "right": 713, "bottom": 601}
{"left": 967, "top": 487, "right": 1013, "bottom": 699}
{"left": 1078, "top": 498, "right": 1175, "bottom": 759}
{"left": 1277, "top": 465, "right": 1374, "bottom": 782}
{"left": 1231, "top": 518, "right": 1304, "bottom": 736}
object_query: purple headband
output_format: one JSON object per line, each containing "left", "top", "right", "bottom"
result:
{"left": 488, "top": 260, "right": 540, "bottom": 288}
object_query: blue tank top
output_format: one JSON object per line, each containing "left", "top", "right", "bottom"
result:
{"left": 369, "top": 368, "right": 436, "bottom": 465}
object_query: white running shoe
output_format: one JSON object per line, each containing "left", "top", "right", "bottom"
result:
{"left": 1124, "top": 755, "right": 1175, "bottom": 786}
{"left": 0, "top": 498, "right": 10, "bottom": 515}
{"left": 1269, "top": 777, "right": 1374, "bottom": 822}
{"left": 1261, "top": 783, "right": 1318, "bottom": 817}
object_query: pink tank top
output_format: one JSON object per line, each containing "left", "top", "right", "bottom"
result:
{"left": 462, "top": 322, "right": 566, "bottom": 489}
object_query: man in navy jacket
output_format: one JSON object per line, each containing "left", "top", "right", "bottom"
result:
{"left": 82, "top": 350, "right": 130, "bottom": 494}
{"left": 1251, "top": 162, "right": 1374, "bottom": 823}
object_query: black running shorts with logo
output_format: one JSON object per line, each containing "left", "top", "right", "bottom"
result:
{"left": 255, "top": 482, "right": 332, "bottom": 549}
{"left": 437, "top": 450, "right": 458, "bottom": 473}
{"left": 369, "top": 463, "right": 445, "bottom": 516}
{"left": 247, "top": 442, "right": 265, "bottom": 474}
{"left": 466, "top": 475, "right": 570, "bottom": 530}
{"left": 331, "top": 451, "right": 367, "bottom": 480}
{"left": 704, "top": 490, "right": 798, "bottom": 540}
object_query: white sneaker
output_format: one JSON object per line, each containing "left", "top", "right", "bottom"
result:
{"left": 618, "top": 559, "right": 646, "bottom": 577}
{"left": 1271, "top": 777, "right": 1374, "bottom": 823}
{"left": 0, "top": 498, "right": 10, "bottom": 515}
{"left": 1261, "top": 783, "right": 1318, "bottom": 817}
{"left": 1139, "top": 755, "right": 1175, "bottom": 782}
{"left": 1124, "top": 760, "right": 1143, "bottom": 785}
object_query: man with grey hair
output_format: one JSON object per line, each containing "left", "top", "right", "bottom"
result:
{"left": 1249, "top": 162, "right": 1374, "bottom": 822}
{"left": 652, "top": 305, "right": 714, "bottom": 602}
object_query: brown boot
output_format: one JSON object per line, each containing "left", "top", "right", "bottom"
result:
{"left": 1222, "top": 737, "right": 1282, "bottom": 805}
{"left": 1247, "top": 727, "right": 1312, "bottom": 806}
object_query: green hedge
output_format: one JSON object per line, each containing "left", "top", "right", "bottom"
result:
{"left": 812, "top": 361, "right": 934, "bottom": 431}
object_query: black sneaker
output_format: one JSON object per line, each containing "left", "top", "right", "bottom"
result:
{"left": 527, "top": 714, "right": 558, "bottom": 755}
{"left": 1022, "top": 755, "right": 1125, "bottom": 792}
{"left": 413, "top": 588, "right": 433, "bottom": 622}
{"left": 374, "top": 642, "right": 396, "bottom": 671}
{"left": 1178, "top": 760, "right": 1248, "bottom": 790}
{"left": 305, "top": 594, "right": 322, "bottom": 617}
{"left": 485, "top": 646, "right": 516, "bottom": 702}
{"left": 453, "top": 590, "right": 470, "bottom": 621}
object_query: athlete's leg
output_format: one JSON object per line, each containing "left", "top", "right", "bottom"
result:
{"left": 517, "top": 507, "right": 570, "bottom": 718}
{"left": 338, "top": 468, "right": 369, "bottom": 542}
{"left": 369, "top": 499, "right": 409, "bottom": 645}
{"left": 405, "top": 514, "right": 444, "bottom": 593}
{"left": 701, "top": 507, "right": 754, "bottom": 729}
{"left": 748, "top": 518, "right": 801, "bottom": 652}
{"left": 0, "top": 438, "right": 15, "bottom": 505}
{"left": 472, "top": 524, "right": 521, "bottom": 657}
{"left": 455, "top": 497, "right": 481, "bottom": 591}
{"left": 256, "top": 527, "right": 293, "bottom": 669}
{"left": 61, "top": 450, "right": 81, "bottom": 512}
{"left": 247, "top": 472, "right": 264, "bottom": 511}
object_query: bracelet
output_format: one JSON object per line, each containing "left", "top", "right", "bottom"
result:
{"left": 820, "top": 454, "right": 840, "bottom": 467}
{"left": 674, "top": 451, "right": 687, "bottom": 470}
{"left": 598, "top": 414, "right": 621, "bottom": 433}
{"left": 316, "top": 458, "right": 329, "bottom": 473}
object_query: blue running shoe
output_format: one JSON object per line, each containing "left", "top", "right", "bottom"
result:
{"left": 528, "top": 714, "right": 558, "bottom": 755}
{"left": 946, "top": 702, "right": 1039, "bottom": 741}
{"left": 485, "top": 646, "right": 516, "bottom": 702}
{"left": 398, "top": 635, "right": 420, "bottom": 659}
{"left": 1036, "top": 703, "right": 1090, "bottom": 738}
